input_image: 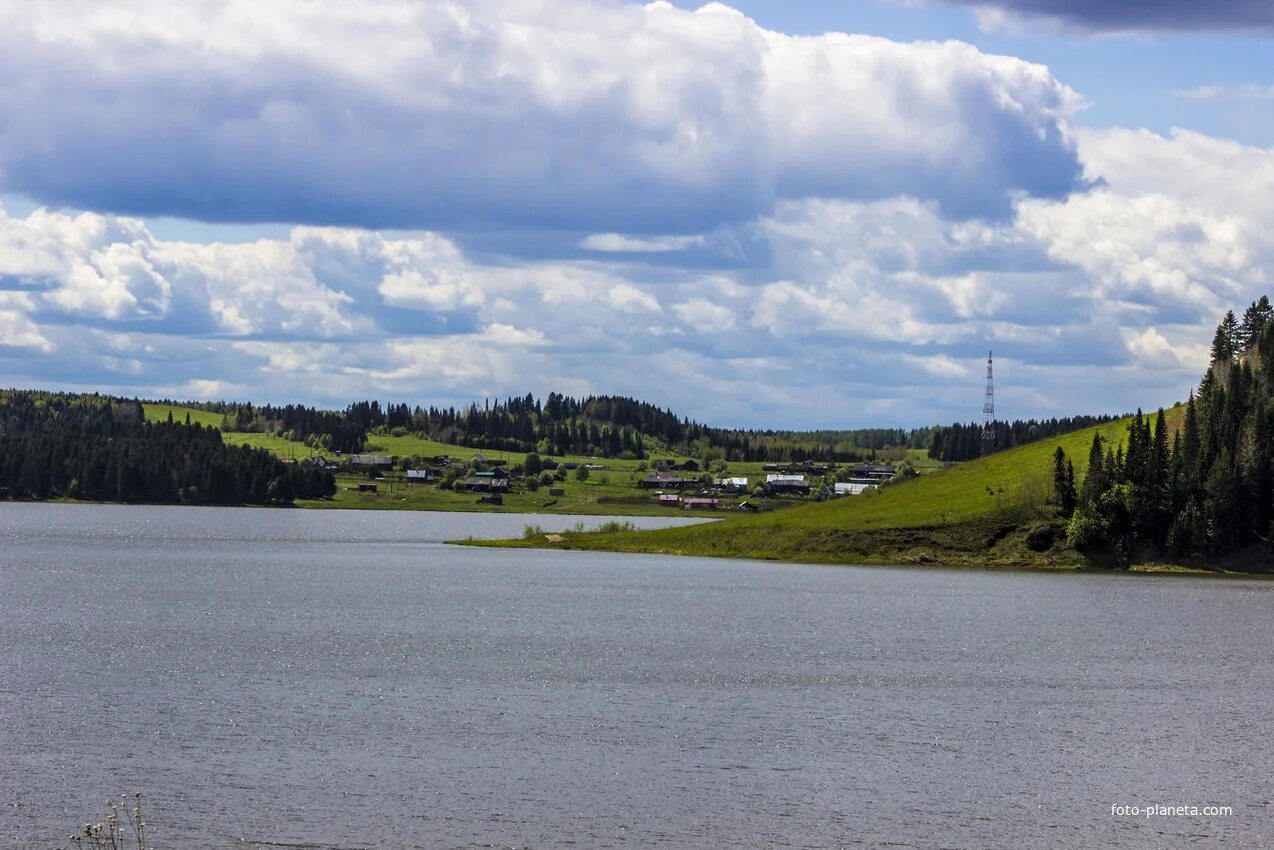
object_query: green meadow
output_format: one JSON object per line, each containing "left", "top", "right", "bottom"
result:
{"left": 474, "top": 408, "right": 1188, "bottom": 568}
{"left": 141, "top": 401, "right": 1191, "bottom": 565}
{"left": 141, "top": 403, "right": 225, "bottom": 428}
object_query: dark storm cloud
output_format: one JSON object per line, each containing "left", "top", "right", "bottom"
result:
{"left": 942, "top": 0, "right": 1274, "bottom": 32}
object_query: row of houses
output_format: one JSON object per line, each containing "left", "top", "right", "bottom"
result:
{"left": 639, "top": 474, "right": 750, "bottom": 492}
{"left": 643, "top": 462, "right": 897, "bottom": 500}
{"left": 762, "top": 461, "right": 829, "bottom": 475}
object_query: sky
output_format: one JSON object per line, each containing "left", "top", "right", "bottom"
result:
{"left": 2, "top": 0, "right": 1272, "bottom": 428}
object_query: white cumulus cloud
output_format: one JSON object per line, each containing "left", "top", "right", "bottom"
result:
{"left": 0, "top": 0, "right": 1083, "bottom": 230}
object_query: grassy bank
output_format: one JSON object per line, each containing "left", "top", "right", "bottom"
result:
{"left": 463, "top": 410, "right": 1245, "bottom": 571}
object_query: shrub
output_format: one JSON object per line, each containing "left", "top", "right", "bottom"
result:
{"left": 65, "top": 793, "right": 150, "bottom": 850}
{"left": 524, "top": 452, "right": 543, "bottom": 476}
{"left": 1025, "top": 522, "right": 1055, "bottom": 552}
{"left": 1066, "top": 505, "right": 1106, "bottom": 549}
{"left": 594, "top": 520, "right": 637, "bottom": 534}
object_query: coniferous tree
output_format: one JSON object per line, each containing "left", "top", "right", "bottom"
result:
{"left": 1057, "top": 295, "right": 1274, "bottom": 568}
{"left": 1239, "top": 296, "right": 1273, "bottom": 350}
{"left": 1081, "top": 433, "right": 1106, "bottom": 505}
{"left": 1052, "top": 446, "right": 1077, "bottom": 517}
{"left": 1211, "top": 311, "right": 1238, "bottom": 365}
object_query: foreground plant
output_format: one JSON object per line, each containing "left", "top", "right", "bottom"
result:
{"left": 67, "top": 793, "right": 152, "bottom": 850}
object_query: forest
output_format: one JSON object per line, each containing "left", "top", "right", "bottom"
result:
{"left": 928, "top": 414, "right": 1124, "bottom": 462}
{"left": 179, "top": 393, "right": 911, "bottom": 462}
{"left": 1051, "top": 297, "right": 1274, "bottom": 564}
{"left": 0, "top": 392, "right": 335, "bottom": 505}
{"left": 180, "top": 392, "right": 1102, "bottom": 464}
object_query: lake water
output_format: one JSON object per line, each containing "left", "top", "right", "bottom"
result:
{"left": 1, "top": 503, "right": 1270, "bottom": 849}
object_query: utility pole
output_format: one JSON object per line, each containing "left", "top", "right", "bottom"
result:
{"left": 982, "top": 350, "right": 996, "bottom": 456}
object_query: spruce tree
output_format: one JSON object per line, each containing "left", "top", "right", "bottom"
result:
{"left": 1065, "top": 461, "right": 1076, "bottom": 515}
{"left": 1052, "top": 446, "right": 1077, "bottom": 517}
{"left": 1211, "top": 312, "right": 1238, "bottom": 364}
{"left": 1081, "top": 433, "right": 1106, "bottom": 505}
{"left": 1238, "top": 296, "right": 1273, "bottom": 350}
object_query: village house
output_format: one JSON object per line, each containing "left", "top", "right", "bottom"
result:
{"left": 460, "top": 469, "right": 510, "bottom": 493}
{"left": 851, "top": 463, "right": 896, "bottom": 480}
{"left": 681, "top": 497, "right": 718, "bottom": 510}
{"left": 765, "top": 474, "right": 811, "bottom": 496}
{"left": 658, "top": 494, "right": 681, "bottom": 506}
{"left": 406, "top": 469, "right": 433, "bottom": 484}
{"left": 641, "top": 473, "right": 691, "bottom": 490}
{"left": 715, "top": 476, "right": 749, "bottom": 492}
{"left": 350, "top": 454, "right": 395, "bottom": 470}
{"left": 835, "top": 481, "right": 877, "bottom": 496}
{"left": 762, "top": 461, "right": 828, "bottom": 475}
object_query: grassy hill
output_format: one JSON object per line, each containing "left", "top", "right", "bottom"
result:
{"left": 479, "top": 407, "right": 1186, "bottom": 568}
{"left": 140, "top": 402, "right": 1158, "bottom": 545}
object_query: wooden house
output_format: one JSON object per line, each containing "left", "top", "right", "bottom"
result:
{"left": 641, "top": 473, "right": 691, "bottom": 490}
{"left": 851, "top": 463, "right": 895, "bottom": 480}
{"left": 350, "top": 454, "right": 395, "bottom": 470}
{"left": 461, "top": 476, "right": 510, "bottom": 493}
{"left": 765, "top": 474, "right": 811, "bottom": 496}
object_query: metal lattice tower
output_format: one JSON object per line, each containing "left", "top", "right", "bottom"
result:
{"left": 981, "top": 350, "right": 996, "bottom": 455}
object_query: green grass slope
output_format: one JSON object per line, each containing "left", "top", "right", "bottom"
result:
{"left": 141, "top": 403, "right": 224, "bottom": 428}
{"left": 496, "top": 408, "right": 1184, "bottom": 568}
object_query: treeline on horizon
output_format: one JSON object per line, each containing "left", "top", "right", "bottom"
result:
{"left": 0, "top": 392, "right": 335, "bottom": 505}
{"left": 1051, "top": 297, "right": 1274, "bottom": 564}
{"left": 173, "top": 392, "right": 1114, "bottom": 464}
{"left": 927, "top": 414, "right": 1125, "bottom": 463}
{"left": 179, "top": 393, "right": 916, "bottom": 463}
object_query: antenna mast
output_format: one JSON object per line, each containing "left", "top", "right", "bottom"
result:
{"left": 982, "top": 350, "right": 995, "bottom": 456}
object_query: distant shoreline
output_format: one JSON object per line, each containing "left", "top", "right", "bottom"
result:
{"left": 454, "top": 532, "right": 1272, "bottom": 578}
{"left": 15, "top": 498, "right": 1271, "bottom": 577}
